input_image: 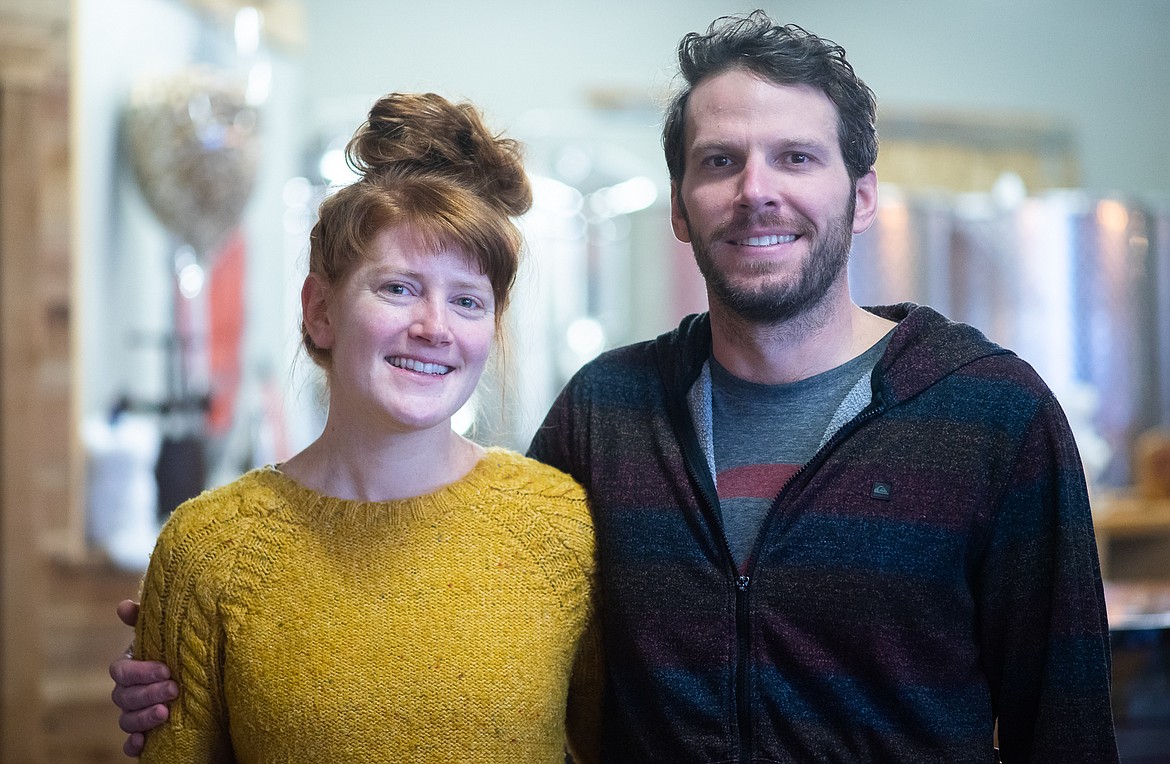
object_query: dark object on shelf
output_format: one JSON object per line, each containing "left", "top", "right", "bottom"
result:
{"left": 1112, "top": 627, "right": 1170, "bottom": 762}
{"left": 154, "top": 433, "right": 207, "bottom": 521}
{"left": 1108, "top": 581, "right": 1170, "bottom": 762}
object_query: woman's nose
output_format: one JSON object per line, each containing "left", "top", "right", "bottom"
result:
{"left": 409, "top": 300, "right": 453, "bottom": 345}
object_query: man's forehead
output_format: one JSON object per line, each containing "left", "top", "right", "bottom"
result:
{"left": 684, "top": 75, "right": 839, "bottom": 143}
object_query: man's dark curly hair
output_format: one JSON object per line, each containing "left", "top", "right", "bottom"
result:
{"left": 662, "top": 10, "right": 878, "bottom": 185}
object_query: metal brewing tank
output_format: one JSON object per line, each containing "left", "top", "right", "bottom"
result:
{"left": 850, "top": 189, "right": 1168, "bottom": 489}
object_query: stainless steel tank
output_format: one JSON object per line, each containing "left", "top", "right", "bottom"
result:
{"left": 850, "top": 190, "right": 1168, "bottom": 488}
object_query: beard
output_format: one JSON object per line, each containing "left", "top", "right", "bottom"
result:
{"left": 686, "top": 198, "right": 856, "bottom": 325}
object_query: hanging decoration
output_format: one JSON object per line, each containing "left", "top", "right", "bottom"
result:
{"left": 123, "top": 66, "right": 262, "bottom": 520}
{"left": 124, "top": 65, "right": 260, "bottom": 261}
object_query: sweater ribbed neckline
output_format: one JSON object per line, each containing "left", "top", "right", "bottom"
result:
{"left": 257, "top": 447, "right": 516, "bottom": 530}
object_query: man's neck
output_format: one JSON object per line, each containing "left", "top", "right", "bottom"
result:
{"left": 708, "top": 290, "right": 895, "bottom": 385}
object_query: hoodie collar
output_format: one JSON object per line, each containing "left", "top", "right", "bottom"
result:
{"left": 656, "top": 303, "right": 1013, "bottom": 409}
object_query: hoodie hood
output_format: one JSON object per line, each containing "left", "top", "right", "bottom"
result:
{"left": 867, "top": 303, "right": 1014, "bottom": 406}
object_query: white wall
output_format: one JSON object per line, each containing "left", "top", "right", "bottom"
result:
{"left": 75, "top": 0, "right": 304, "bottom": 441}
{"left": 296, "top": 0, "right": 1170, "bottom": 197}
{"left": 75, "top": 0, "right": 202, "bottom": 416}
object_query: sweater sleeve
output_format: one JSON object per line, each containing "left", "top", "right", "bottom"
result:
{"left": 135, "top": 496, "right": 236, "bottom": 762}
{"left": 976, "top": 391, "right": 1118, "bottom": 762}
{"left": 560, "top": 477, "right": 604, "bottom": 764}
{"left": 565, "top": 608, "right": 604, "bottom": 764}
{"left": 518, "top": 456, "right": 605, "bottom": 764}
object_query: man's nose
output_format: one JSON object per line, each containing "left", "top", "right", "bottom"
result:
{"left": 736, "top": 155, "right": 781, "bottom": 210}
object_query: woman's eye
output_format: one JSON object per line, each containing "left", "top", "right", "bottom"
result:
{"left": 454, "top": 296, "right": 483, "bottom": 310}
{"left": 382, "top": 283, "right": 409, "bottom": 295}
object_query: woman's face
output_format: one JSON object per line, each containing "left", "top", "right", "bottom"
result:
{"left": 307, "top": 225, "right": 496, "bottom": 438}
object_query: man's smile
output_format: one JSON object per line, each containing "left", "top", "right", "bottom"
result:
{"left": 736, "top": 234, "right": 799, "bottom": 247}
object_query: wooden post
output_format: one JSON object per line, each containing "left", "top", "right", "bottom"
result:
{"left": 0, "top": 18, "right": 70, "bottom": 761}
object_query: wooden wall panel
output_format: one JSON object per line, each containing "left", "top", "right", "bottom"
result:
{"left": 1, "top": 49, "right": 51, "bottom": 764}
{"left": 0, "top": 10, "right": 151, "bottom": 760}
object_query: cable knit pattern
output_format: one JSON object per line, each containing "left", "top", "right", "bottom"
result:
{"left": 135, "top": 448, "right": 602, "bottom": 763}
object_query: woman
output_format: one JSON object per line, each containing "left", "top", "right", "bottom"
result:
{"left": 124, "top": 92, "right": 600, "bottom": 762}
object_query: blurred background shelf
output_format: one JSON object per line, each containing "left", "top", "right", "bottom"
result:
{"left": 1095, "top": 496, "right": 1170, "bottom": 580}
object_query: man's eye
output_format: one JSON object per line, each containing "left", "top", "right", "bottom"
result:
{"left": 789, "top": 153, "right": 810, "bottom": 164}
{"left": 707, "top": 156, "right": 732, "bottom": 168}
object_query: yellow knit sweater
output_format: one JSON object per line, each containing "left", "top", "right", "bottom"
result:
{"left": 135, "top": 448, "right": 601, "bottom": 763}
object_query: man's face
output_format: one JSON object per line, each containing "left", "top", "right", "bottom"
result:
{"left": 670, "top": 69, "right": 877, "bottom": 324}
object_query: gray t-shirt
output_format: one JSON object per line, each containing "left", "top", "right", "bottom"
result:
{"left": 711, "top": 333, "right": 891, "bottom": 567}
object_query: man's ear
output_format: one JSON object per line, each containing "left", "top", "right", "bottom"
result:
{"left": 670, "top": 182, "right": 693, "bottom": 244}
{"left": 301, "top": 273, "right": 334, "bottom": 350}
{"left": 851, "top": 169, "right": 879, "bottom": 235}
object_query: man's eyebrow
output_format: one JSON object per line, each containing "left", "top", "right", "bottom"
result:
{"left": 688, "top": 138, "right": 736, "bottom": 154}
{"left": 689, "top": 136, "right": 836, "bottom": 154}
{"left": 781, "top": 136, "right": 835, "bottom": 152}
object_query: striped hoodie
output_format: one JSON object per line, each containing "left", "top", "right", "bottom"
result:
{"left": 530, "top": 303, "right": 1117, "bottom": 763}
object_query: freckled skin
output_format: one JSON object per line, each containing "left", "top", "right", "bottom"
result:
{"left": 308, "top": 225, "right": 497, "bottom": 439}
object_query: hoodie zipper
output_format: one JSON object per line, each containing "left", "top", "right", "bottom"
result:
{"left": 658, "top": 315, "right": 898, "bottom": 761}
{"left": 679, "top": 448, "right": 754, "bottom": 759}
{"left": 735, "top": 573, "right": 752, "bottom": 762}
{"left": 738, "top": 400, "right": 888, "bottom": 761}
{"left": 680, "top": 389, "right": 890, "bottom": 762}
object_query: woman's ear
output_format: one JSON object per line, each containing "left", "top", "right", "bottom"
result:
{"left": 301, "top": 273, "right": 334, "bottom": 351}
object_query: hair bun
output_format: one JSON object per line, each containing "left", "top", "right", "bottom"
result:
{"left": 345, "top": 92, "right": 531, "bottom": 218}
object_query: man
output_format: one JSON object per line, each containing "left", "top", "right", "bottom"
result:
{"left": 112, "top": 11, "right": 1118, "bottom": 761}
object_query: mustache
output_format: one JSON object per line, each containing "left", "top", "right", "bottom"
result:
{"left": 711, "top": 212, "right": 813, "bottom": 242}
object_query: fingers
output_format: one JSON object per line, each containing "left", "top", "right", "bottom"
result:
{"left": 119, "top": 702, "right": 170, "bottom": 735}
{"left": 109, "top": 655, "right": 177, "bottom": 731}
{"left": 112, "top": 600, "right": 167, "bottom": 753}
{"left": 123, "top": 731, "right": 146, "bottom": 757}
{"left": 109, "top": 655, "right": 171, "bottom": 687}
{"left": 110, "top": 671, "right": 177, "bottom": 714}
{"left": 116, "top": 599, "right": 140, "bottom": 628}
